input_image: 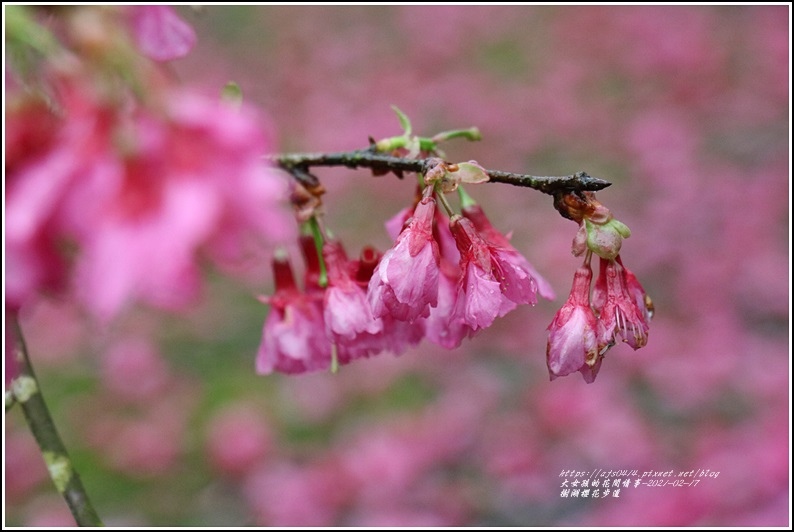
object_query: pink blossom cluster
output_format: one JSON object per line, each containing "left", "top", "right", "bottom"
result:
{"left": 257, "top": 188, "right": 553, "bottom": 374}
{"left": 546, "top": 256, "right": 652, "bottom": 383}
{"left": 6, "top": 77, "right": 289, "bottom": 321}
{"left": 545, "top": 192, "right": 652, "bottom": 383}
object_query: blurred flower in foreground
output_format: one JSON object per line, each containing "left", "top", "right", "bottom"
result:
{"left": 126, "top": 5, "right": 196, "bottom": 61}
{"left": 6, "top": 78, "right": 289, "bottom": 319}
{"left": 5, "top": 6, "right": 291, "bottom": 320}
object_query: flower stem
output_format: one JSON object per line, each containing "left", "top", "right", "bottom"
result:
{"left": 10, "top": 318, "right": 104, "bottom": 527}
{"left": 435, "top": 187, "right": 456, "bottom": 217}
{"left": 271, "top": 149, "right": 611, "bottom": 195}
{"left": 308, "top": 216, "right": 328, "bottom": 288}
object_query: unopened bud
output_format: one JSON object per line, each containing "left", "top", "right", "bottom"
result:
{"left": 585, "top": 217, "right": 631, "bottom": 260}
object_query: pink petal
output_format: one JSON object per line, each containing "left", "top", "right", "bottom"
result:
{"left": 129, "top": 6, "right": 197, "bottom": 61}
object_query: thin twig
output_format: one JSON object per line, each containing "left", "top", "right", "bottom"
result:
{"left": 10, "top": 318, "right": 104, "bottom": 527}
{"left": 269, "top": 149, "right": 611, "bottom": 194}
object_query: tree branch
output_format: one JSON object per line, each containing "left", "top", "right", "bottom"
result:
{"left": 10, "top": 318, "right": 104, "bottom": 527}
{"left": 270, "top": 149, "right": 611, "bottom": 195}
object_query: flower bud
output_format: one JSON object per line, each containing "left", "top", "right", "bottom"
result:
{"left": 584, "top": 217, "right": 631, "bottom": 260}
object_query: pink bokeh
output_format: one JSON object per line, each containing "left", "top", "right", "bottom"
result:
{"left": 5, "top": 5, "right": 789, "bottom": 527}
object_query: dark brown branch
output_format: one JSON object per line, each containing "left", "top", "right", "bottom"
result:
{"left": 270, "top": 149, "right": 611, "bottom": 194}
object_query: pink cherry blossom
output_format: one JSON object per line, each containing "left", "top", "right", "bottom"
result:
{"left": 256, "top": 254, "right": 331, "bottom": 375}
{"left": 368, "top": 196, "right": 440, "bottom": 322}
{"left": 449, "top": 215, "right": 538, "bottom": 331}
{"left": 617, "top": 255, "right": 654, "bottom": 324}
{"left": 462, "top": 203, "right": 555, "bottom": 300}
{"left": 546, "top": 264, "right": 608, "bottom": 383}
{"left": 596, "top": 258, "right": 650, "bottom": 349}
{"left": 337, "top": 315, "right": 425, "bottom": 363}
{"left": 5, "top": 75, "right": 291, "bottom": 319}
{"left": 338, "top": 245, "right": 425, "bottom": 360}
{"left": 424, "top": 262, "right": 472, "bottom": 349}
{"left": 323, "top": 240, "right": 383, "bottom": 343}
{"left": 384, "top": 206, "right": 413, "bottom": 241}
{"left": 433, "top": 208, "right": 460, "bottom": 265}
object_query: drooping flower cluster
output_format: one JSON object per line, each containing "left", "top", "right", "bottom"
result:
{"left": 256, "top": 181, "right": 553, "bottom": 375}
{"left": 546, "top": 192, "right": 653, "bottom": 383}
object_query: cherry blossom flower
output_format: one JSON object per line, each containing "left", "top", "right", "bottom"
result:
{"left": 449, "top": 215, "right": 538, "bottom": 331}
{"left": 384, "top": 206, "right": 413, "bottom": 241}
{"left": 424, "top": 262, "right": 472, "bottom": 349}
{"left": 462, "top": 203, "right": 555, "bottom": 300}
{"left": 256, "top": 253, "right": 331, "bottom": 375}
{"left": 546, "top": 264, "right": 608, "bottom": 383}
{"left": 5, "top": 75, "right": 291, "bottom": 319}
{"left": 322, "top": 240, "right": 383, "bottom": 343}
{"left": 337, "top": 244, "right": 423, "bottom": 362}
{"left": 368, "top": 196, "right": 440, "bottom": 322}
{"left": 595, "top": 258, "right": 650, "bottom": 350}
{"left": 617, "top": 255, "right": 654, "bottom": 325}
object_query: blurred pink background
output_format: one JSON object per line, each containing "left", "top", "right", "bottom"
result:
{"left": 5, "top": 5, "right": 790, "bottom": 526}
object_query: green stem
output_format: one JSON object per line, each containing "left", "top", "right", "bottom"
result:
{"left": 308, "top": 216, "right": 328, "bottom": 288}
{"left": 10, "top": 318, "right": 104, "bottom": 527}
{"left": 435, "top": 187, "right": 456, "bottom": 217}
{"left": 431, "top": 127, "right": 482, "bottom": 143}
{"left": 457, "top": 186, "right": 477, "bottom": 209}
